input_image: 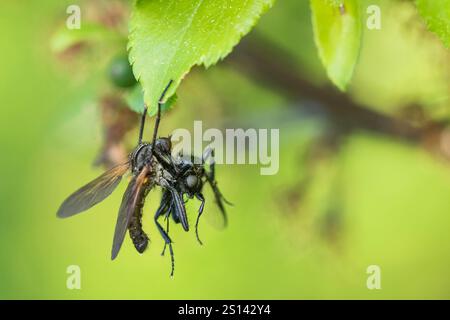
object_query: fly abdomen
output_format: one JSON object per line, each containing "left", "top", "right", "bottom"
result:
{"left": 128, "top": 189, "right": 149, "bottom": 254}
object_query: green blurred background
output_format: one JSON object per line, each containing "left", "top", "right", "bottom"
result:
{"left": 0, "top": 0, "right": 449, "bottom": 299}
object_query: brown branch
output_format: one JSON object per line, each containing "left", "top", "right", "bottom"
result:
{"left": 227, "top": 36, "right": 449, "bottom": 160}
{"left": 95, "top": 94, "right": 139, "bottom": 169}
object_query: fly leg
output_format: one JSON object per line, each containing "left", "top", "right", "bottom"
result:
{"left": 138, "top": 105, "right": 147, "bottom": 145}
{"left": 194, "top": 193, "right": 205, "bottom": 245}
{"left": 203, "top": 149, "right": 232, "bottom": 226}
{"left": 144, "top": 80, "right": 173, "bottom": 169}
{"left": 160, "top": 179, "right": 189, "bottom": 232}
{"left": 161, "top": 201, "right": 173, "bottom": 256}
{"left": 154, "top": 190, "right": 175, "bottom": 277}
{"left": 150, "top": 80, "right": 173, "bottom": 147}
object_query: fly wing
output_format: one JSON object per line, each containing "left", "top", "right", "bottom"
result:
{"left": 111, "top": 166, "right": 151, "bottom": 260}
{"left": 57, "top": 162, "right": 130, "bottom": 218}
{"left": 169, "top": 188, "right": 189, "bottom": 231}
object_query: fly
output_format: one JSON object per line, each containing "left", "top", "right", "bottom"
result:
{"left": 57, "top": 80, "right": 230, "bottom": 276}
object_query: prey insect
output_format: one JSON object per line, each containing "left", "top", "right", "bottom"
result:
{"left": 57, "top": 80, "right": 230, "bottom": 276}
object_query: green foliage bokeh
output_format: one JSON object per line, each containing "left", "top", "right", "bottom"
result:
{"left": 0, "top": 0, "right": 449, "bottom": 299}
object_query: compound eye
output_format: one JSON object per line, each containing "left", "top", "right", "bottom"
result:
{"left": 186, "top": 175, "right": 198, "bottom": 189}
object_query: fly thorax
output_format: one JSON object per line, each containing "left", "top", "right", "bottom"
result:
{"left": 154, "top": 162, "right": 174, "bottom": 187}
{"left": 131, "top": 143, "right": 153, "bottom": 174}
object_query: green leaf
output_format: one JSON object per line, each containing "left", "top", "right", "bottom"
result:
{"left": 125, "top": 84, "right": 178, "bottom": 114}
{"left": 310, "top": 0, "right": 362, "bottom": 91}
{"left": 128, "top": 0, "right": 274, "bottom": 113}
{"left": 416, "top": 0, "right": 450, "bottom": 48}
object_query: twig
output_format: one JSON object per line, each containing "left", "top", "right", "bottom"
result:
{"left": 227, "top": 36, "right": 449, "bottom": 159}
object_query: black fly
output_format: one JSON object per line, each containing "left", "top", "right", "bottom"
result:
{"left": 57, "top": 80, "right": 230, "bottom": 276}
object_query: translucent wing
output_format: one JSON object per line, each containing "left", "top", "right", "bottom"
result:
{"left": 111, "top": 166, "right": 151, "bottom": 260}
{"left": 57, "top": 162, "right": 130, "bottom": 218}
